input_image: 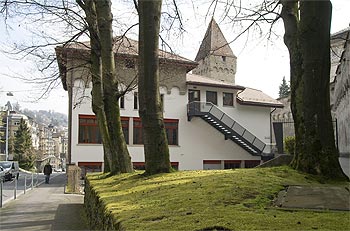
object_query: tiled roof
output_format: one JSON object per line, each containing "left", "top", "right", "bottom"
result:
{"left": 186, "top": 74, "right": 244, "bottom": 90}
{"left": 63, "top": 36, "right": 197, "bottom": 67}
{"left": 237, "top": 88, "right": 283, "bottom": 108}
{"left": 194, "top": 18, "right": 236, "bottom": 61}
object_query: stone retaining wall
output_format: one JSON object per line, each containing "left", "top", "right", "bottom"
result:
{"left": 84, "top": 177, "right": 123, "bottom": 230}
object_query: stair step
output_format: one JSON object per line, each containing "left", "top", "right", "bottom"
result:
{"left": 199, "top": 110, "right": 263, "bottom": 156}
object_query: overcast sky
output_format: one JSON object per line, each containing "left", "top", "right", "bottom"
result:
{"left": 0, "top": 0, "right": 349, "bottom": 115}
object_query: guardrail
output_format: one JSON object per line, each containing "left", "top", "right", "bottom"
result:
{"left": 188, "top": 101, "right": 266, "bottom": 154}
{"left": 0, "top": 173, "right": 40, "bottom": 208}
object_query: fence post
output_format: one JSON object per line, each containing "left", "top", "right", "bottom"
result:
{"left": 24, "top": 175, "right": 27, "bottom": 194}
{"left": 14, "top": 177, "right": 17, "bottom": 199}
{"left": 31, "top": 173, "right": 34, "bottom": 190}
{"left": 0, "top": 180, "right": 3, "bottom": 208}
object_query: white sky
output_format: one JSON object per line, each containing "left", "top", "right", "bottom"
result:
{"left": 0, "top": 0, "right": 349, "bottom": 115}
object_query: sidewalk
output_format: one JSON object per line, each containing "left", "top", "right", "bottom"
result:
{"left": 0, "top": 173, "right": 88, "bottom": 231}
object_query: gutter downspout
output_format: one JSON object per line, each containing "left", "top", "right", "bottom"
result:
{"left": 67, "top": 72, "right": 73, "bottom": 164}
{"left": 270, "top": 107, "right": 277, "bottom": 154}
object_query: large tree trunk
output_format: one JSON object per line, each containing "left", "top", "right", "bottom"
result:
{"left": 281, "top": 0, "right": 346, "bottom": 179}
{"left": 95, "top": 0, "right": 133, "bottom": 174}
{"left": 80, "top": 0, "right": 113, "bottom": 172}
{"left": 138, "top": 0, "right": 171, "bottom": 175}
{"left": 78, "top": 0, "right": 133, "bottom": 174}
{"left": 296, "top": 0, "right": 344, "bottom": 178}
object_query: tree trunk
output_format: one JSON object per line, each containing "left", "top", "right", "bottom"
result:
{"left": 79, "top": 0, "right": 114, "bottom": 173}
{"left": 95, "top": 0, "right": 133, "bottom": 174}
{"left": 296, "top": 0, "right": 344, "bottom": 178}
{"left": 78, "top": 0, "right": 133, "bottom": 174}
{"left": 281, "top": 0, "right": 346, "bottom": 179}
{"left": 138, "top": 0, "right": 171, "bottom": 175}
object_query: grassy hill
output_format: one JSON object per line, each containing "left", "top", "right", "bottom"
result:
{"left": 86, "top": 166, "right": 349, "bottom": 230}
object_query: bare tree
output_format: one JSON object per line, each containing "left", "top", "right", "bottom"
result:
{"left": 1, "top": 0, "right": 134, "bottom": 174}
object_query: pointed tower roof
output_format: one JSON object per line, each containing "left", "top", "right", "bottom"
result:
{"left": 195, "top": 18, "right": 236, "bottom": 61}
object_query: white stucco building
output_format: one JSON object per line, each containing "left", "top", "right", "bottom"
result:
{"left": 333, "top": 29, "right": 350, "bottom": 157}
{"left": 56, "top": 19, "right": 282, "bottom": 175}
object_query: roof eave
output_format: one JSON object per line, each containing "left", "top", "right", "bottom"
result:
{"left": 55, "top": 47, "right": 68, "bottom": 91}
{"left": 187, "top": 81, "right": 245, "bottom": 90}
{"left": 237, "top": 99, "right": 284, "bottom": 108}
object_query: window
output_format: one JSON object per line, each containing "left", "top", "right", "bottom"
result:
{"left": 125, "top": 58, "right": 135, "bottom": 68}
{"left": 134, "top": 92, "right": 138, "bottom": 110}
{"left": 119, "top": 96, "right": 125, "bottom": 109}
{"left": 160, "top": 94, "right": 164, "bottom": 111}
{"left": 203, "top": 160, "right": 221, "bottom": 170}
{"left": 133, "top": 118, "right": 143, "bottom": 144}
{"left": 121, "top": 117, "right": 129, "bottom": 144}
{"left": 79, "top": 115, "right": 101, "bottom": 144}
{"left": 164, "top": 119, "right": 179, "bottom": 145}
{"left": 133, "top": 118, "right": 179, "bottom": 145}
{"left": 245, "top": 160, "right": 260, "bottom": 168}
{"left": 224, "top": 160, "right": 241, "bottom": 169}
{"left": 206, "top": 91, "right": 217, "bottom": 105}
{"left": 78, "top": 115, "right": 129, "bottom": 144}
{"left": 223, "top": 92, "right": 234, "bottom": 106}
{"left": 188, "top": 89, "right": 200, "bottom": 102}
{"left": 222, "top": 56, "right": 226, "bottom": 62}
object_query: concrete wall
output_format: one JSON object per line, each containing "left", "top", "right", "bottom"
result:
{"left": 333, "top": 34, "right": 350, "bottom": 156}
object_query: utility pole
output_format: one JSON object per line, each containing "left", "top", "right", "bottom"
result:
{"left": 5, "top": 101, "right": 12, "bottom": 161}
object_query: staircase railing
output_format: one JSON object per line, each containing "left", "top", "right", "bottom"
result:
{"left": 188, "top": 101, "right": 266, "bottom": 154}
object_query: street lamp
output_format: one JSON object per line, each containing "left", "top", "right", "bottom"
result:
{"left": 5, "top": 101, "right": 13, "bottom": 161}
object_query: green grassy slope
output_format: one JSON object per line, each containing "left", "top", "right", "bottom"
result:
{"left": 87, "top": 166, "right": 349, "bottom": 230}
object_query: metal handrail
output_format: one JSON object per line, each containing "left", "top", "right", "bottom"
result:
{"left": 188, "top": 101, "right": 266, "bottom": 152}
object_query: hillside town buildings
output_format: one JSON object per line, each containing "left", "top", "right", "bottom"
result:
{"left": 0, "top": 108, "right": 68, "bottom": 170}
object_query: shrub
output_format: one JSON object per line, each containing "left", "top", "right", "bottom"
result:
{"left": 284, "top": 136, "right": 295, "bottom": 155}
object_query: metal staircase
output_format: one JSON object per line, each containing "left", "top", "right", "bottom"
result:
{"left": 187, "top": 101, "right": 266, "bottom": 156}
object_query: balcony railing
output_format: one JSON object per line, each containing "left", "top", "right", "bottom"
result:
{"left": 188, "top": 101, "right": 266, "bottom": 154}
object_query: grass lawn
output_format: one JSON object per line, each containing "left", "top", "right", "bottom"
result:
{"left": 87, "top": 166, "right": 349, "bottom": 230}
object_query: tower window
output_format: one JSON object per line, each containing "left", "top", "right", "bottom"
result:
{"left": 222, "top": 56, "right": 226, "bottom": 62}
{"left": 125, "top": 59, "right": 135, "bottom": 68}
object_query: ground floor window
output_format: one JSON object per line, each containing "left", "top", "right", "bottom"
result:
{"left": 78, "top": 115, "right": 129, "bottom": 144}
{"left": 133, "top": 118, "right": 179, "bottom": 145}
{"left": 78, "top": 162, "right": 102, "bottom": 178}
{"left": 132, "top": 162, "right": 179, "bottom": 170}
{"left": 245, "top": 160, "right": 260, "bottom": 168}
{"left": 224, "top": 160, "right": 241, "bottom": 169}
{"left": 78, "top": 115, "right": 101, "bottom": 144}
{"left": 203, "top": 160, "right": 221, "bottom": 170}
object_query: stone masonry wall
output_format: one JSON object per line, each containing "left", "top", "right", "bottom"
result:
{"left": 84, "top": 177, "right": 123, "bottom": 230}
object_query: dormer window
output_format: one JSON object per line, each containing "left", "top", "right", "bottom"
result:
{"left": 125, "top": 59, "right": 135, "bottom": 68}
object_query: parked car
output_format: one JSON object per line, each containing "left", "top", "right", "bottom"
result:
{"left": 0, "top": 161, "right": 19, "bottom": 181}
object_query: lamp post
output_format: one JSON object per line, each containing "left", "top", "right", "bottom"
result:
{"left": 5, "top": 101, "right": 13, "bottom": 161}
